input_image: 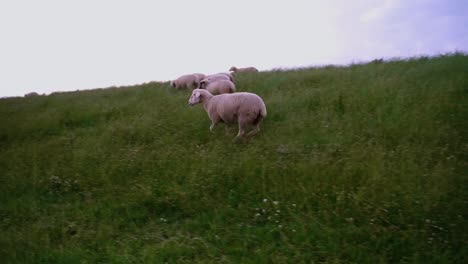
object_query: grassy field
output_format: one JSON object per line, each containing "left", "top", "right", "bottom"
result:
{"left": 1, "top": 54, "right": 467, "bottom": 263}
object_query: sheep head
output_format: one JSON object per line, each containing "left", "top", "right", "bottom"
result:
{"left": 188, "top": 89, "right": 202, "bottom": 106}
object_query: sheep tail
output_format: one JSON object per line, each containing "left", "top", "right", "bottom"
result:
{"left": 253, "top": 105, "right": 267, "bottom": 125}
{"left": 260, "top": 104, "right": 267, "bottom": 118}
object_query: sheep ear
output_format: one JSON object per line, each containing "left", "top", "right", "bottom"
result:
{"left": 195, "top": 91, "right": 201, "bottom": 98}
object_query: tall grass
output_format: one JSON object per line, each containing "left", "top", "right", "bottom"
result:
{"left": 1, "top": 54, "right": 467, "bottom": 263}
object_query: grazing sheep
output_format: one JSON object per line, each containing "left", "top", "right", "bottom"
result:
{"left": 188, "top": 89, "right": 267, "bottom": 140}
{"left": 170, "top": 73, "right": 205, "bottom": 90}
{"left": 203, "top": 80, "right": 236, "bottom": 95}
{"left": 229, "top": 66, "right": 259, "bottom": 73}
{"left": 198, "top": 73, "right": 233, "bottom": 89}
{"left": 213, "top": 72, "right": 234, "bottom": 81}
{"left": 192, "top": 73, "right": 206, "bottom": 83}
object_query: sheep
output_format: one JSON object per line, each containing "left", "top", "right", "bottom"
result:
{"left": 229, "top": 66, "right": 259, "bottom": 73}
{"left": 192, "top": 73, "right": 206, "bottom": 83}
{"left": 203, "top": 80, "right": 236, "bottom": 95}
{"left": 170, "top": 73, "right": 206, "bottom": 90}
{"left": 212, "top": 72, "right": 234, "bottom": 81}
{"left": 198, "top": 73, "right": 233, "bottom": 89}
{"left": 188, "top": 89, "right": 267, "bottom": 140}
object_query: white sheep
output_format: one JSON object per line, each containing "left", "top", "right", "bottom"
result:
{"left": 198, "top": 73, "right": 233, "bottom": 89}
{"left": 170, "top": 73, "right": 206, "bottom": 90}
{"left": 188, "top": 89, "right": 267, "bottom": 139}
{"left": 192, "top": 73, "right": 206, "bottom": 83}
{"left": 212, "top": 72, "right": 234, "bottom": 81}
{"left": 203, "top": 80, "right": 236, "bottom": 95}
{"left": 229, "top": 66, "right": 259, "bottom": 73}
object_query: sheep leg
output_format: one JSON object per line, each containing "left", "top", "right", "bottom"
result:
{"left": 210, "top": 122, "right": 217, "bottom": 133}
{"left": 247, "top": 124, "right": 261, "bottom": 137}
{"left": 247, "top": 112, "right": 264, "bottom": 137}
{"left": 235, "top": 121, "right": 247, "bottom": 140}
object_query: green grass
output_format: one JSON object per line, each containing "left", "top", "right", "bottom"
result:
{"left": 1, "top": 53, "right": 467, "bottom": 263}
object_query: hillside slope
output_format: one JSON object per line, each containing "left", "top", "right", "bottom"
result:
{"left": 1, "top": 54, "right": 467, "bottom": 263}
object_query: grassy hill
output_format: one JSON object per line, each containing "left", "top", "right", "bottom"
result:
{"left": 1, "top": 54, "right": 467, "bottom": 263}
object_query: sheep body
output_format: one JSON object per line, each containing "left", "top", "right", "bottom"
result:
{"left": 229, "top": 66, "right": 259, "bottom": 73}
{"left": 188, "top": 89, "right": 267, "bottom": 139}
{"left": 204, "top": 80, "right": 236, "bottom": 95}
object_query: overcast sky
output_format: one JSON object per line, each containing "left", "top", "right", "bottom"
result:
{"left": 0, "top": 0, "right": 467, "bottom": 97}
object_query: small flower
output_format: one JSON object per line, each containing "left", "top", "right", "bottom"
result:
{"left": 292, "top": 229, "right": 296, "bottom": 232}
{"left": 292, "top": 203, "right": 296, "bottom": 207}
{"left": 273, "top": 201, "right": 279, "bottom": 205}
{"left": 263, "top": 198, "right": 268, "bottom": 203}
{"left": 255, "top": 213, "right": 261, "bottom": 217}
{"left": 278, "top": 225, "right": 283, "bottom": 228}
{"left": 276, "top": 210, "right": 281, "bottom": 213}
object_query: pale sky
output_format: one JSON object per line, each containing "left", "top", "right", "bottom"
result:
{"left": 0, "top": 0, "right": 467, "bottom": 97}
